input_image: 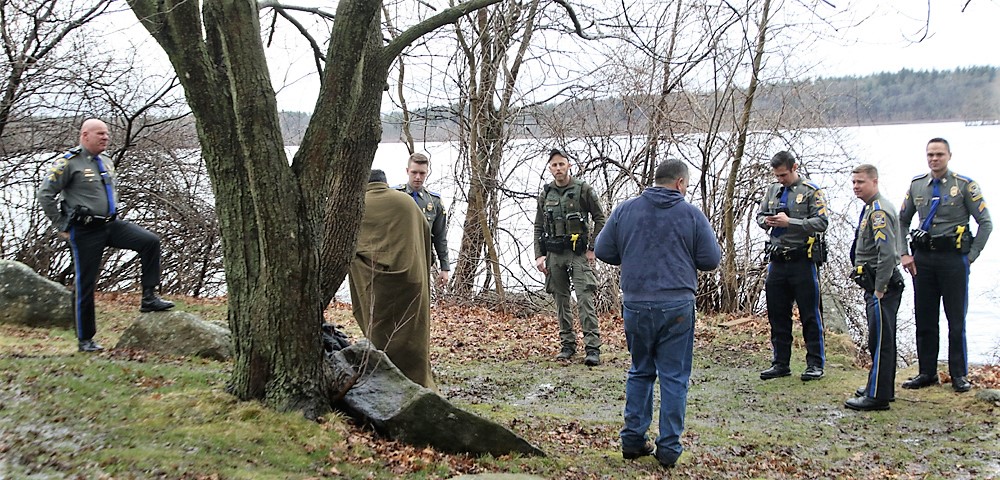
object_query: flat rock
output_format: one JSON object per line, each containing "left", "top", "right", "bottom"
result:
{"left": 333, "top": 341, "right": 545, "bottom": 457}
{"left": 0, "top": 259, "right": 73, "bottom": 328}
{"left": 116, "top": 310, "right": 231, "bottom": 360}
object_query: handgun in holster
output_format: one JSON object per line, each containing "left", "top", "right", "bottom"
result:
{"left": 850, "top": 264, "right": 876, "bottom": 291}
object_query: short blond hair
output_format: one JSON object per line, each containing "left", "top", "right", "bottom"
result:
{"left": 408, "top": 153, "right": 429, "bottom": 166}
{"left": 852, "top": 164, "right": 878, "bottom": 178}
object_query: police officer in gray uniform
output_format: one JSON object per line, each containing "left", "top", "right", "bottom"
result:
{"left": 899, "top": 138, "right": 991, "bottom": 393}
{"left": 534, "top": 149, "right": 606, "bottom": 366}
{"left": 37, "top": 119, "right": 174, "bottom": 353}
{"left": 846, "top": 164, "right": 903, "bottom": 411}
{"left": 395, "top": 153, "right": 449, "bottom": 286}
{"left": 757, "top": 151, "right": 829, "bottom": 381}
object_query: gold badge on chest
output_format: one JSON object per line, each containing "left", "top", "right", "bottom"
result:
{"left": 795, "top": 194, "right": 804, "bottom": 204}
{"left": 950, "top": 186, "right": 959, "bottom": 197}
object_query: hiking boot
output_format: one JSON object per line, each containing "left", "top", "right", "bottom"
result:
{"left": 622, "top": 441, "right": 655, "bottom": 460}
{"left": 140, "top": 286, "right": 175, "bottom": 313}
{"left": 555, "top": 347, "right": 575, "bottom": 361}
{"left": 584, "top": 349, "right": 601, "bottom": 366}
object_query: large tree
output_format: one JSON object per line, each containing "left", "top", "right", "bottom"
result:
{"left": 122, "top": 0, "right": 588, "bottom": 416}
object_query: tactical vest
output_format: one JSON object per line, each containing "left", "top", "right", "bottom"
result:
{"left": 541, "top": 181, "right": 589, "bottom": 239}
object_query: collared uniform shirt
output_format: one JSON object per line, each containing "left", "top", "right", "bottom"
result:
{"left": 855, "top": 192, "right": 900, "bottom": 293}
{"left": 37, "top": 146, "right": 119, "bottom": 231}
{"left": 396, "top": 184, "right": 450, "bottom": 271}
{"left": 898, "top": 170, "right": 992, "bottom": 261}
{"left": 756, "top": 177, "right": 829, "bottom": 249}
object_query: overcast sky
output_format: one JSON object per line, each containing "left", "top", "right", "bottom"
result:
{"left": 807, "top": 0, "right": 1000, "bottom": 78}
{"left": 100, "top": 0, "right": 999, "bottom": 113}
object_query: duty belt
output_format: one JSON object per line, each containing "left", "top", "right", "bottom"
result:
{"left": 910, "top": 228, "right": 968, "bottom": 253}
{"left": 768, "top": 247, "right": 808, "bottom": 263}
{"left": 72, "top": 212, "right": 117, "bottom": 226}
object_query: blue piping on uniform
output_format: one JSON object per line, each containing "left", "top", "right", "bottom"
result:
{"left": 69, "top": 226, "right": 83, "bottom": 340}
{"left": 867, "top": 295, "right": 882, "bottom": 398}
{"left": 810, "top": 262, "right": 825, "bottom": 364}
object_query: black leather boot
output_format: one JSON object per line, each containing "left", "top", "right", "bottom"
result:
{"left": 140, "top": 286, "right": 175, "bottom": 312}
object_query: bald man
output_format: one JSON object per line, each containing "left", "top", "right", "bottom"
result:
{"left": 38, "top": 119, "right": 174, "bottom": 353}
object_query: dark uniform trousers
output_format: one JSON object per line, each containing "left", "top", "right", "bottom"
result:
{"left": 912, "top": 250, "right": 969, "bottom": 378}
{"left": 68, "top": 219, "right": 162, "bottom": 341}
{"left": 765, "top": 259, "right": 825, "bottom": 368}
{"left": 861, "top": 273, "right": 903, "bottom": 401}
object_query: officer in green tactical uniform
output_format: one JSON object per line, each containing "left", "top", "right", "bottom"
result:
{"left": 396, "top": 153, "right": 450, "bottom": 287}
{"left": 898, "top": 138, "right": 992, "bottom": 393}
{"left": 846, "top": 164, "right": 903, "bottom": 411}
{"left": 533, "top": 149, "right": 606, "bottom": 366}
{"left": 37, "top": 119, "right": 174, "bottom": 353}
{"left": 757, "top": 151, "right": 829, "bottom": 382}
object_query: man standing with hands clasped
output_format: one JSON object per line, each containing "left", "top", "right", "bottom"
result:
{"left": 595, "top": 159, "right": 721, "bottom": 468}
{"left": 898, "top": 138, "right": 991, "bottom": 393}
{"left": 846, "top": 164, "right": 904, "bottom": 411}
{"left": 37, "top": 119, "right": 174, "bottom": 353}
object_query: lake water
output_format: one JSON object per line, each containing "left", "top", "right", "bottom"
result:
{"left": 351, "top": 121, "right": 1000, "bottom": 364}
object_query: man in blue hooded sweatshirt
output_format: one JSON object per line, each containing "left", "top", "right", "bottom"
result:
{"left": 595, "top": 159, "right": 721, "bottom": 469}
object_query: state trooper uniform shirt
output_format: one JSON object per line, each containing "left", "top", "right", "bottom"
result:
{"left": 756, "top": 177, "right": 829, "bottom": 250}
{"left": 854, "top": 192, "right": 900, "bottom": 293}
{"left": 899, "top": 170, "right": 992, "bottom": 261}
{"left": 395, "top": 184, "right": 450, "bottom": 271}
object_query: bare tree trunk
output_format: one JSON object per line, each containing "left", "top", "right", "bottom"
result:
{"left": 721, "top": 0, "right": 771, "bottom": 312}
{"left": 127, "top": 0, "right": 507, "bottom": 417}
{"left": 451, "top": 0, "right": 539, "bottom": 296}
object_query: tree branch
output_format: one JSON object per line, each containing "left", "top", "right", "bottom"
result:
{"left": 383, "top": 0, "right": 507, "bottom": 61}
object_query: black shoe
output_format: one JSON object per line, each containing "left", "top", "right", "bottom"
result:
{"left": 78, "top": 339, "right": 104, "bottom": 352}
{"left": 901, "top": 373, "right": 939, "bottom": 389}
{"left": 555, "top": 347, "right": 575, "bottom": 361}
{"left": 854, "top": 387, "right": 895, "bottom": 402}
{"left": 760, "top": 364, "right": 791, "bottom": 380}
{"left": 845, "top": 396, "right": 890, "bottom": 411}
{"left": 622, "top": 441, "right": 655, "bottom": 460}
{"left": 800, "top": 365, "right": 824, "bottom": 381}
{"left": 584, "top": 350, "right": 601, "bottom": 366}
{"left": 140, "top": 286, "right": 175, "bottom": 313}
{"left": 952, "top": 376, "right": 972, "bottom": 393}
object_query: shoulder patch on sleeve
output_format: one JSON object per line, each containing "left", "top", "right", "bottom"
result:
{"left": 871, "top": 210, "right": 887, "bottom": 229}
{"left": 969, "top": 181, "right": 983, "bottom": 202}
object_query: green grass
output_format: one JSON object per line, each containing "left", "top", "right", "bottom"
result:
{"left": 1, "top": 298, "right": 998, "bottom": 479}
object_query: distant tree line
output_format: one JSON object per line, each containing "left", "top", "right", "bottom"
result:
{"left": 372, "top": 66, "right": 999, "bottom": 143}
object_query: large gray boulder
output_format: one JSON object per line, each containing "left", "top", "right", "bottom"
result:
{"left": 0, "top": 259, "right": 73, "bottom": 328}
{"left": 116, "top": 310, "right": 231, "bottom": 361}
{"left": 333, "top": 341, "right": 545, "bottom": 457}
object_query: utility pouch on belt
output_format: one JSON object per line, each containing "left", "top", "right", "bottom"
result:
{"left": 544, "top": 237, "right": 566, "bottom": 254}
{"left": 850, "top": 264, "right": 876, "bottom": 291}
{"left": 806, "top": 235, "right": 827, "bottom": 266}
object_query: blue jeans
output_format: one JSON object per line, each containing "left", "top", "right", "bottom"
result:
{"left": 620, "top": 299, "right": 695, "bottom": 464}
